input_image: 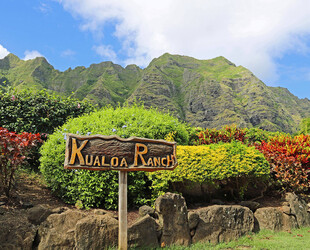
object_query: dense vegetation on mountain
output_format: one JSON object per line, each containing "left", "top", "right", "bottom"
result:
{"left": 1, "top": 53, "right": 309, "bottom": 133}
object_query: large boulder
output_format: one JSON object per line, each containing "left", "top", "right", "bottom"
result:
{"left": 0, "top": 213, "right": 37, "bottom": 250}
{"left": 239, "top": 201, "right": 260, "bottom": 212}
{"left": 254, "top": 193, "right": 310, "bottom": 232}
{"left": 254, "top": 207, "right": 298, "bottom": 231}
{"left": 138, "top": 205, "right": 155, "bottom": 218}
{"left": 192, "top": 205, "right": 254, "bottom": 244}
{"left": 155, "top": 192, "right": 191, "bottom": 246}
{"left": 254, "top": 207, "right": 284, "bottom": 231}
{"left": 27, "top": 205, "right": 53, "bottom": 225}
{"left": 128, "top": 214, "right": 160, "bottom": 248}
{"left": 91, "top": 208, "right": 115, "bottom": 217}
{"left": 188, "top": 211, "right": 199, "bottom": 230}
{"left": 285, "top": 192, "right": 310, "bottom": 227}
{"left": 37, "top": 210, "right": 85, "bottom": 250}
{"left": 74, "top": 214, "right": 118, "bottom": 249}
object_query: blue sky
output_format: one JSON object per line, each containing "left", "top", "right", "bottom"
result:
{"left": 1, "top": 0, "right": 310, "bottom": 99}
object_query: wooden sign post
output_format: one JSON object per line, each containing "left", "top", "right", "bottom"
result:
{"left": 119, "top": 171, "right": 127, "bottom": 250}
{"left": 64, "top": 134, "right": 178, "bottom": 250}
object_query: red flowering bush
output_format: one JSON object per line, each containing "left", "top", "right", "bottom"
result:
{"left": 256, "top": 134, "right": 310, "bottom": 192}
{"left": 0, "top": 127, "right": 42, "bottom": 197}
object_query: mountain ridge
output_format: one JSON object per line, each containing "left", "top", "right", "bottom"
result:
{"left": 1, "top": 53, "right": 309, "bottom": 133}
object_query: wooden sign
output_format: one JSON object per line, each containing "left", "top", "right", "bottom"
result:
{"left": 64, "top": 134, "right": 177, "bottom": 171}
{"left": 64, "top": 133, "right": 178, "bottom": 250}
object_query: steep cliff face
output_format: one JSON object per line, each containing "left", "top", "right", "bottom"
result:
{"left": 49, "top": 62, "right": 142, "bottom": 107}
{"left": 0, "top": 53, "right": 309, "bottom": 133}
{"left": 127, "top": 53, "right": 309, "bottom": 133}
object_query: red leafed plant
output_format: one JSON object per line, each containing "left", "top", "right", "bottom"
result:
{"left": 256, "top": 134, "right": 310, "bottom": 192}
{"left": 0, "top": 127, "right": 42, "bottom": 197}
{"left": 195, "top": 125, "right": 247, "bottom": 145}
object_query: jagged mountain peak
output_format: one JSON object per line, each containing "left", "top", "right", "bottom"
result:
{"left": 150, "top": 53, "right": 235, "bottom": 67}
{"left": 1, "top": 53, "right": 309, "bottom": 133}
{"left": 208, "top": 56, "right": 236, "bottom": 67}
{"left": 5, "top": 53, "right": 20, "bottom": 62}
{"left": 149, "top": 53, "right": 201, "bottom": 68}
{"left": 30, "top": 56, "right": 50, "bottom": 65}
{"left": 0, "top": 53, "right": 21, "bottom": 69}
{"left": 90, "top": 61, "right": 115, "bottom": 68}
{"left": 125, "top": 64, "right": 141, "bottom": 71}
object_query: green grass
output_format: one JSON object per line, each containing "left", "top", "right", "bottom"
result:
{"left": 158, "top": 227, "right": 310, "bottom": 250}
{"left": 108, "top": 227, "right": 310, "bottom": 249}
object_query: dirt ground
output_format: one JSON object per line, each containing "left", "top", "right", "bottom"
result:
{"left": 0, "top": 171, "right": 140, "bottom": 230}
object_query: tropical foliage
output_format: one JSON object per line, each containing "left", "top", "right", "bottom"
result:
{"left": 256, "top": 134, "right": 310, "bottom": 192}
{"left": 1, "top": 85, "right": 309, "bottom": 208}
{"left": 0, "top": 127, "right": 41, "bottom": 197}
{"left": 195, "top": 125, "right": 285, "bottom": 145}
{"left": 0, "top": 88, "right": 94, "bottom": 134}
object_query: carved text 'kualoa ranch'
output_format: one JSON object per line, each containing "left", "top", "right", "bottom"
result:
{"left": 64, "top": 134, "right": 177, "bottom": 171}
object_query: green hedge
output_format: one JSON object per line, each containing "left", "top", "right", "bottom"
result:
{"left": 39, "top": 104, "right": 190, "bottom": 209}
{"left": 147, "top": 141, "right": 270, "bottom": 200}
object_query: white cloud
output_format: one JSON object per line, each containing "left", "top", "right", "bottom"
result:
{"left": 0, "top": 44, "right": 10, "bottom": 59}
{"left": 59, "top": 0, "right": 310, "bottom": 83}
{"left": 93, "top": 45, "right": 117, "bottom": 62}
{"left": 37, "top": 2, "right": 52, "bottom": 14}
{"left": 23, "top": 50, "right": 44, "bottom": 60}
{"left": 61, "top": 49, "right": 76, "bottom": 57}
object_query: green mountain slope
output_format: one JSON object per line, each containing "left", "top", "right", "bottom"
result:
{"left": 1, "top": 53, "right": 309, "bottom": 133}
{"left": 0, "top": 54, "right": 142, "bottom": 107}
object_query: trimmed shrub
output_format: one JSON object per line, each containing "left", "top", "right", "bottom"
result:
{"left": 39, "top": 104, "right": 189, "bottom": 209}
{"left": 0, "top": 88, "right": 94, "bottom": 134}
{"left": 147, "top": 141, "right": 270, "bottom": 201}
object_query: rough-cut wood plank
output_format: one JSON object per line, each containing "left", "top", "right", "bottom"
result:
{"left": 64, "top": 134, "right": 177, "bottom": 172}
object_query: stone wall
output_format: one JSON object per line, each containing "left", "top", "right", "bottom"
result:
{"left": 1, "top": 192, "right": 309, "bottom": 249}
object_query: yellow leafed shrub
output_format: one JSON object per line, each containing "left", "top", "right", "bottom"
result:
{"left": 147, "top": 141, "right": 270, "bottom": 200}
